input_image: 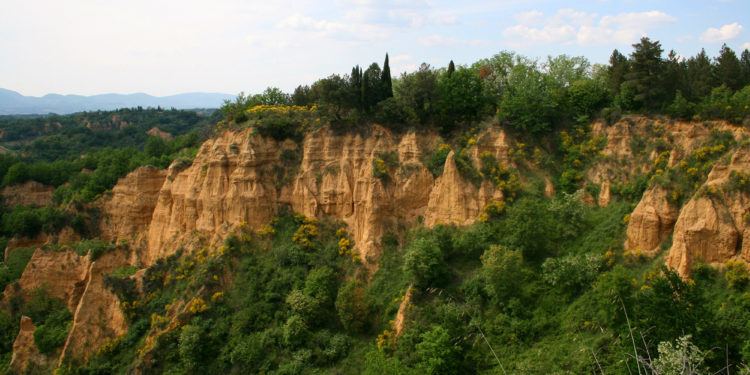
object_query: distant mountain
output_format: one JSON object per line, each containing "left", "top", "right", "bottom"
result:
{"left": 0, "top": 88, "right": 235, "bottom": 115}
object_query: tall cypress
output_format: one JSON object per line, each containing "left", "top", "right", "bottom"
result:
{"left": 381, "top": 53, "right": 393, "bottom": 98}
{"left": 349, "top": 65, "right": 363, "bottom": 109}
{"left": 447, "top": 60, "right": 456, "bottom": 76}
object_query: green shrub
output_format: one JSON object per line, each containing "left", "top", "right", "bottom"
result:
{"left": 425, "top": 144, "right": 451, "bottom": 177}
{"left": 403, "top": 235, "right": 448, "bottom": 289}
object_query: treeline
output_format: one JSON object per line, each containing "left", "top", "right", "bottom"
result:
{"left": 609, "top": 39, "right": 750, "bottom": 122}
{"left": 223, "top": 39, "right": 750, "bottom": 137}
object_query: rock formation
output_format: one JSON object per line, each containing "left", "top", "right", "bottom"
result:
{"left": 146, "top": 126, "right": 510, "bottom": 266}
{"left": 9, "top": 316, "right": 49, "bottom": 373}
{"left": 1, "top": 181, "right": 54, "bottom": 207}
{"left": 624, "top": 186, "right": 678, "bottom": 256}
{"left": 666, "top": 148, "right": 750, "bottom": 276}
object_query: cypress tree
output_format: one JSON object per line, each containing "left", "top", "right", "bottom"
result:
{"left": 349, "top": 65, "right": 363, "bottom": 109}
{"left": 381, "top": 54, "right": 393, "bottom": 98}
{"left": 447, "top": 60, "right": 455, "bottom": 76}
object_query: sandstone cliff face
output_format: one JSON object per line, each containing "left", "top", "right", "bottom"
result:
{"left": 1, "top": 181, "right": 54, "bottom": 207}
{"left": 5, "top": 248, "right": 130, "bottom": 369}
{"left": 100, "top": 166, "right": 166, "bottom": 257}
{"left": 666, "top": 148, "right": 750, "bottom": 276}
{"left": 4, "top": 248, "right": 89, "bottom": 311}
{"left": 146, "top": 126, "right": 511, "bottom": 266}
{"left": 9, "top": 316, "right": 49, "bottom": 374}
{"left": 59, "top": 249, "right": 129, "bottom": 365}
{"left": 587, "top": 117, "right": 743, "bottom": 207}
{"left": 624, "top": 186, "right": 678, "bottom": 256}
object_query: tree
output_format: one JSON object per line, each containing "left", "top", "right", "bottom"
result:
{"left": 310, "top": 74, "right": 351, "bottom": 118}
{"left": 362, "top": 63, "right": 384, "bottom": 111}
{"left": 607, "top": 49, "right": 629, "bottom": 96}
{"left": 623, "top": 37, "right": 666, "bottom": 110}
{"left": 715, "top": 44, "right": 743, "bottom": 90}
{"left": 685, "top": 49, "right": 715, "bottom": 101}
{"left": 480, "top": 245, "right": 524, "bottom": 302}
{"left": 381, "top": 54, "right": 393, "bottom": 99}
{"left": 437, "top": 66, "right": 488, "bottom": 133}
{"left": 394, "top": 63, "right": 440, "bottom": 125}
{"left": 498, "top": 63, "right": 558, "bottom": 134}
{"left": 349, "top": 65, "right": 364, "bottom": 109}
{"left": 415, "top": 325, "right": 458, "bottom": 375}
{"left": 403, "top": 235, "right": 447, "bottom": 289}
{"left": 335, "top": 280, "right": 369, "bottom": 333}
{"left": 741, "top": 49, "right": 750, "bottom": 88}
{"left": 447, "top": 60, "right": 455, "bottom": 76}
{"left": 545, "top": 54, "right": 591, "bottom": 88}
{"left": 292, "top": 85, "right": 312, "bottom": 105}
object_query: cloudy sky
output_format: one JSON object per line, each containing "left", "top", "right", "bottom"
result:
{"left": 1, "top": 0, "right": 748, "bottom": 97}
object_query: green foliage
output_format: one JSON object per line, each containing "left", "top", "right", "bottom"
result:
{"left": 403, "top": 235, "right": 447, "bottom": 289}
{"left": 336, "top": 280, "right": 370, "bottom": 333}
{"left": 498, "top": 63, "right": 558, "bottom": 134}
{"left": 72, "top": 239, "right": 115, "bottom": 260}
{"left": 415, "top": 325, "right": 458, "bottom": 374}
{"left": 424, "top": 143, "right": 451, "bottom": 177}
{"left": 371, "top": 151, "right": 398, "bottom": 181}
{"left": 480, "top": 245, "right": 524, "bottom": 302}
{"left": 23, "top": 288, "right": 72, "bottom": 354}
{"left": 651, "top": 335, "right": 708, "bottom": 375}
{"left": 0, "top": 247, "right": 35, "bottom": 291}
{"left": 1, "top": 205, "right": 69, "bottom": 238}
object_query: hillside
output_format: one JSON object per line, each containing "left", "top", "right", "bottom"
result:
{"left": 0, "top": 39, "right": 750, "bottom": 374}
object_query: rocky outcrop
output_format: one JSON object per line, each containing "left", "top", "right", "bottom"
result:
{"left": 666, "top": 148, "right": 750, "bottom": 276}
{"left": 425, "top": 151, "right": 486, "bottom": 226}
{"left": 9, "top": 316, "right": 50, "bottom": 373}
{"left": 4, "top": 248, "right": 89, "bottom": 311}
{"left": 147, "top": 127, "right": 173, "bottom": 140}
{"left": 624, "top": 186, "right": 678, "bottom": 256}
{"left": 59, "top": 249, "right": 129, "bottom": 365}
{"left": 5, "top": 248, "right": 130, "bottom": 367}
{"left": 100, "top": 166, "right": 167, "bottom": 255}
{"left": 1, "top": 181, "right": 54, "bottom": 207}
{"left": 146, "top": 125, "right": 514, "bottom": 267}
{"left": 587, "top": 117, "right": 747, "bottom": 206}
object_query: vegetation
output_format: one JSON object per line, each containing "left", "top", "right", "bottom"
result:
{"left": 0, "top": 38, "right": 749, "bottom": 374}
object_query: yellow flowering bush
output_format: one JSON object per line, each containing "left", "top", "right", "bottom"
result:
{"left": 292, "top": 218, "right": 319, "bottom": 249}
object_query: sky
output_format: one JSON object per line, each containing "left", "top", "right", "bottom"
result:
{"left": 1, "top": 0, "right": 748, "bottom": 97}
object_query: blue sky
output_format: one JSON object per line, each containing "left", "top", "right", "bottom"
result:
{"left": 1, "top": 0, "right": 748, "bottom": 96}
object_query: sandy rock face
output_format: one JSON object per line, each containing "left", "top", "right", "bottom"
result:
{"left": 59, "top": 249, "right": 129, "bottom": 365}
{"left": 425, "top": 151, "right": 483, "bottom": 226}
{"left": 666, "top": 148, "right": 750, "bottom": 276}
{"left": 101, "top": 166, "right": 166, "bottom": 242}
{"left": 624, "top": 186, "right": 678, "bottom": 256}
{"left": 146, "top": 126, "right": 510, "bottom": 266}
{"left": 9, "top": 316, "right": 49, "bottom": 373}
{"left": 4, "top": 249, "right": 90, "bottom": 311}
{"left": 1, "top": 181, "right": 54, "bottom": 207}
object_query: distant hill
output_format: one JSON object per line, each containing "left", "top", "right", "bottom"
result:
{"left": 0, "top": 88, "right": 234, "bottom": 115}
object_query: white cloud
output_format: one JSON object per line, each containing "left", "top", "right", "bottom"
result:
{"left": 503, "top": 9, "right": 675, "bottom": 46}
{"left": 700, "top": 22, "right": 743, "bottom": 42}
{"left": 743, "top": 42, "right": 750, "bottom": 50}
{"left": 418, "top": 34, "right": 485, "bottom": 47}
